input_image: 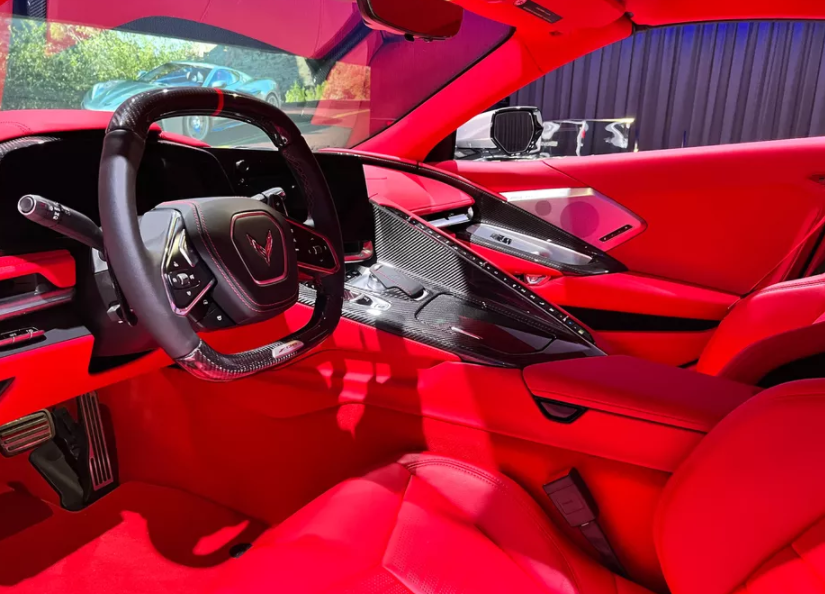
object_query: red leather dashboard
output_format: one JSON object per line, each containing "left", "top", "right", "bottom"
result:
{"left": 363, "top": 164, "right": 474, "bottom": 215}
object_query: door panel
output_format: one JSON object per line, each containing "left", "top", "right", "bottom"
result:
{"left": 552, "top": 138, "right": 825, "bottom": 295}
{"left": 438, "top": 137, "right": 825, "bottom": 364}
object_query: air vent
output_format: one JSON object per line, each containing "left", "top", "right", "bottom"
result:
{"left": 78, "top": 392, "right": 114, "bottom": 491}
{"left": 0, "top": 410, "right": 54, "bottom": 457}
{"left": 423, "top": 208, "right": 474, "bottom": 229}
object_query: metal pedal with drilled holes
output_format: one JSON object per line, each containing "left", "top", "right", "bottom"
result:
{"left": 77, "top": 392, "right": 114, "bottom": 491}
{"left": 0, "top": 410, "right": 55, "bottom": 457}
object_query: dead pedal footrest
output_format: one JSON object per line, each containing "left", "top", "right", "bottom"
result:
{"left": 0, "top": 410, "right": 55, "bottom": 457}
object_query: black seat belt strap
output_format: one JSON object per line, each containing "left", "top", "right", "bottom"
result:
{"left": 543, "top": 469, "right": 626, "bottom": 576}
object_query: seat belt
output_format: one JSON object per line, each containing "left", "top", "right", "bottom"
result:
{"left": 743, "top": 211, "right": 825, "bottom": 298}
{"left": 543, "top": 469, "right": 626, "bottom": 576}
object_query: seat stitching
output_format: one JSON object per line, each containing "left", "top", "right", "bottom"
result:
{"left": 725, "top": 514, "right": 825, "bottom": 594}
{"left": 756, "top": 277, "right": 825, "bottom": 295}
{"left": 380, "top": 469, "right": 421, "bottom": 592}
{"left": 400, "top": 458, "right": 584, "bottom": 592}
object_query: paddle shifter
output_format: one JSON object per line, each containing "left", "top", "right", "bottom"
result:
{"left": 18, "top": 194, "right": 104, "bottom": 252}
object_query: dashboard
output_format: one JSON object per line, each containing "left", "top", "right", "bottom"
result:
{"left": 0, "top": 130, "right": 613, "bottom": 385}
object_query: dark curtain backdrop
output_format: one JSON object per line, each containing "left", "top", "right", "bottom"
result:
{"left": 509, "top": 21, "right": 825, "bottom": 151}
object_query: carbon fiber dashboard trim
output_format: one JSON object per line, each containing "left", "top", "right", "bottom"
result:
{"left": 300, "top": 203, "right": 603, "bottom": 367}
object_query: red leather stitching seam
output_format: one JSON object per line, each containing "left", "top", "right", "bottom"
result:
{"left": 399, "top": 456, "right": 584, "bottom": 592}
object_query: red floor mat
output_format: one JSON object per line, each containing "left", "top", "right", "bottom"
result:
{"left": 0, "top": 481, "right": 267, "bottom": 593}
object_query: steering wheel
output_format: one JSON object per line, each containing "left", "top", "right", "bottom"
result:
{"left": 98, "top": 88, "right": 345, "bottom": 381}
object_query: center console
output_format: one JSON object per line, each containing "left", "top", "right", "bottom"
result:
{"left": 300, "top": 201, "right": 605, "bottom": 367}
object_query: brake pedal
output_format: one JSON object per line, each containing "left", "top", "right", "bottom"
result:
{"left": 77, "top": 392, "right": 114, "bottom": 491}
{"left": 0, "top": 410, "right": 54, "bottom": 457}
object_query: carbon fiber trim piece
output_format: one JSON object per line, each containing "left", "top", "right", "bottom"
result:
{"left": 374, "top": 204, "right": 596, "bottom": 343}
{"left": 301, "top": 203, "right": 602, "bottom": 367}
{"left": 176, "top": 338, "right": 305, "bottom": 381}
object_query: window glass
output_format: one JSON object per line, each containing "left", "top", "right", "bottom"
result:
{"left": 0, "top": 3, "right": 511, "bottom": 149}
{"left": 456, "top": 21, "right": 825, "bottom": 160}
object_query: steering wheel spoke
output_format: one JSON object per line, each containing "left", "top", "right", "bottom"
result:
{"left": 286, "top": 217, "right": 340, "bottom": 277}
{"left": 99, "top": 88, "right": 345, "bottom": 381}
{"left": 160, "top": 211, "right": 217, "bottom": 317}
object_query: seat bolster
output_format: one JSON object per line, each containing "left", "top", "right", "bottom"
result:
{"left": 697, "top": 275, "right": 825, "bottom": 381}
{"left": 655, "top": 379, "right": 825, "bottom": 594}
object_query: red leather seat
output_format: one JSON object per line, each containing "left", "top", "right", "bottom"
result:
{"left": 208, "top": 379, "right": 825, "bottom": 594}
{"left": 209, "top": 452, "right": 651, "bottom": 594}
{"left": 696, "top": 274, "right": 825, "bottom": 384}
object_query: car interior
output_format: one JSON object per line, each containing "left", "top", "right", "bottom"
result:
{"left": 2, "top": 0, "right": 825, "bottom": 593}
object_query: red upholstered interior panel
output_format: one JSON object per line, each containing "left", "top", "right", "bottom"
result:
{"left": 363, "top": 165, "right": 474, "bottom": 215}
{"left": 0, "top": 481, "right": 266, "bottom": 593}
{"left": 535, "top": 274, "right": 738, "bottom": 320}
{"left": 0, "top": 304, "right": 457, "bottom": 426}
{"left": 0, "top": 250, "right": 76, "bottom": 288}
{"left": 598, "top": 330, "right": 716, "bottom": 367}
{"left": 438, "top": 158, "right": 584, "bottom": 193}
{"left": 655, "top": 379, "right": 825, "bottom": 594}
{"left": 549, "top": 139, "right": 825, "bottom": 295}
{"left": 524, "top": 356, "right": 759, "bottom": 432}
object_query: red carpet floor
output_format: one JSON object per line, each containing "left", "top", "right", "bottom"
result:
{"left": 0, "top": 481, "right": 267, "bottom": 593}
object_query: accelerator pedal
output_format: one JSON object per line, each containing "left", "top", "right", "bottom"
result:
{"left": 78, "top": 392, "right": 114, "bottom": 491}
{"left": 0, "top": 410, "right": 54, "bottom": 457}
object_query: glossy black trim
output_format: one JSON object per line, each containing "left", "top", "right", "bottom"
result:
{"left": 563, "top": 306, "right": 720, "bottom": 332}
{"left": 534, "top": 398, "right": 587, "bottom": 424}
{"left": 758, "top": 351, "right": 825, "bottom": 388}
{"left": 0, "top": 378, "right": 12, "bottom": 399}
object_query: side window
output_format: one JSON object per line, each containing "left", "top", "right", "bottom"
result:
{"left": 456, "top": 21, "right": 825, "bottom": 160}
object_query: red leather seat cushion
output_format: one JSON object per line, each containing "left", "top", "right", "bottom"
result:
{"left": 209, "top": 453, "right": 651, "bottom": 594}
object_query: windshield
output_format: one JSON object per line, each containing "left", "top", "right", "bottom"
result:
{"left": 0, "top": 2, "right": 511, "bottom": 149}
{"left": 138, "top": 64, "right": 212, "bottom": 85}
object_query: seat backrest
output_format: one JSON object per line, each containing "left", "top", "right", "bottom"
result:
{"left": 655, "top": 379, "right": 825, "bottom": 594}
{"left": 696, "top": 274, "right": 825, "bottom": 384}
